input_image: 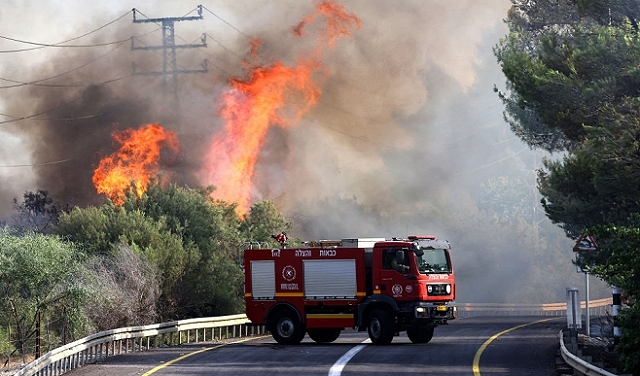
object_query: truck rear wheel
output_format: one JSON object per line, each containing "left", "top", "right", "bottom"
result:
{"left": 307, "top": 328, "right": 341, "bottom": 343}
{"left": 268, "top": 309, "right": 306, "bottom": 345}
{"left": 407, "top": 325, "right": 434, "bottom": 344}
{"left": 367, "top": 309, "right": 394, "bottom": 345}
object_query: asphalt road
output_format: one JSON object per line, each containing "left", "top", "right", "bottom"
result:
{"left": 65, "top": 316, "right": 565, "bottom": 376}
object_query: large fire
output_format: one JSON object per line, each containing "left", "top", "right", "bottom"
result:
{"left": 202, "top": 1, "right": 361, "bottom": 215}
{"left": 93, "top": 124, "right": 179, "bottom": 205}
{"left": 91, "top": 2, "right": 359, "bottom": 213}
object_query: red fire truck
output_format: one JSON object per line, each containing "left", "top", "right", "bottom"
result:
{"left": 243, "top": 236, "right": 456, "bottom": 345}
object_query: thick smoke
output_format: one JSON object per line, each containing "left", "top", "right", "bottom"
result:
{"left": 0, "top": 0, "right": 608, "bottom": 302}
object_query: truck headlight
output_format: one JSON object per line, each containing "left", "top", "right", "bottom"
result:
{"left": 446, "top": 284, "right": 451, "bottom": 294}
{"left": 415, "top": 306, "right": 428, "bottom": 318}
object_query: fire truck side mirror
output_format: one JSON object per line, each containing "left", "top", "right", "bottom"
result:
{"left": 395, "top": 250, "right": 410, "bottom": 273}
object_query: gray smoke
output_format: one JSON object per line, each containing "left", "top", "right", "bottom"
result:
{"left": 0, "top": 0, "right": 608, "bottom": 302}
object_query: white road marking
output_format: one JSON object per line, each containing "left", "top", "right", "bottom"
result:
{"left": 328, "top": 339, "right": 371, "bottom": 376}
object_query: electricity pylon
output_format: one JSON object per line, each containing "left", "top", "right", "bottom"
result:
{"left": 131, "top": 5, "right": 208, "bottom": 112}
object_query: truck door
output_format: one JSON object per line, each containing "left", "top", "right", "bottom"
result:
{"left": 376, "top": 248, "right": 413, "bottom": 298}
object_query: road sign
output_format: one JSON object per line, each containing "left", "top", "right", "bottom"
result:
{"left": 573, "top": 234, "right": 598, "bottom": 252}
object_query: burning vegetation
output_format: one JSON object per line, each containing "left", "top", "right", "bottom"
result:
{"left": 92, "top": 124, "right": 179, "bottom": 205}
{"left": 88, "top": 1, "right": 360, "bottom": 214}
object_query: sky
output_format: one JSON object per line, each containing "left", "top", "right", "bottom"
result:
{"left": 0, "top": 0, "right": 609, "bottom": 302}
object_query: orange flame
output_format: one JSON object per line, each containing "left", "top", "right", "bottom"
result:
{"left": 294, "top": 1, "right": 362, "bottom": 48}
{"left": 93, "top": 124, "right": 180, "bottom": 205}
{"left": 203, "top": 1, "right": 361, "bottom": 215}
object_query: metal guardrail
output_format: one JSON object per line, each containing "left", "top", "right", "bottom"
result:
{"left": 13, "top": 314, "right": 266, "bottom": 376}
{"left": 457, "top": 298, "right": 610, "bottom": 318}
{"left": 559, "top": 330, "right": 617, "bottom": 376}
{"left": 11, "top": 299, "right": 613, "bottom": 376}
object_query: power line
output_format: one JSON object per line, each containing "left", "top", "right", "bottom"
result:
{"left": 0, "top": 93, "right": 86, "bottom": 125}
{"left": 0, "top": 11, "right": 131, "bottom": 52}
{"left": 203, "top": 33, "right": 245, "bottom": 60}
{"left": 0, "top": 70, "right": 138, "bottom": 124}
{"left": 201, "top": 5, "right": 252, "bottom": 40}
{"left": 0, "top": 41, "right": 129, "bottom": 89}
{"left": 0, "top": 159, "right": 72, "bottom": 168}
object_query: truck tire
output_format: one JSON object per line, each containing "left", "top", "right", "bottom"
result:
{"left": 407, "top": 325, "right": 434, "bottom": 344}
{"left": 367, "top": 309, "right": 394, "bottom": 345}
{"left": 307, "top": 328, "right": 341, "bottom": 343}
{"left": 268, "top": 309, "right": 306, "bottom": 345}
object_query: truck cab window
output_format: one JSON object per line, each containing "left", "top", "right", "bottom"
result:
{"left": 383, "top": 249, "right": 395, "bottom": 270}
{"left": 383, "top": 248, "right": 410, "bottom": 273}
{"left": 416, "top": 248, "right": 451, "bottom": 274}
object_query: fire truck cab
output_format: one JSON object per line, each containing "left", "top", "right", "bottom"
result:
{"left": 243, "top": 236, "right": 456, "bottom": 345}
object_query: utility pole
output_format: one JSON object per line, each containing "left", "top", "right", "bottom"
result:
{"left": 131, "top": 5, "right": 208, "bottom": 112}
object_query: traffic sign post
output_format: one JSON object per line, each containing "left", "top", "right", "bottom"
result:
{"left": 573, "top": 234, "right": 598, "bottom": 337}
{"left": 566, "top": 287, "right": 581, "bottom": 352}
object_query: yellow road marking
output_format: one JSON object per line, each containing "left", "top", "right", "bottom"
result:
{"left": 472, "top": 317, "right": 558, "bottom": 376}
{"left": 141, "top": 336, "right": 269, "bottom": 376}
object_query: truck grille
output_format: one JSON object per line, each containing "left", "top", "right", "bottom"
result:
{"left": 427, "top": 283, "right": 450, "bottom": 296}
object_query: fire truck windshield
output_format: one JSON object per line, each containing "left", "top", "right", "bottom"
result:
{"left": 415, "top": 248, "right": 451, "bottom": 274}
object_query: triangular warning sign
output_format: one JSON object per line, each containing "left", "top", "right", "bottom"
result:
{"left": 573, "top": 234, "right": 598, "bottom": 252}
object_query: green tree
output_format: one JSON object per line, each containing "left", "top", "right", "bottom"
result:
{"left": 129, "top": 185, "right": 300, "bottom": 317}
{"left": 0, "top": 229, "right": 88, "bottom": 363}
{"left": 582, "top": 214, "right": 640, "bottom": 375}
{"left": 240, "top": 200, "right": 292, "bottom": 247}
{"left": 55, "top": 182, "right": 295, "bottom": 321}
{"left": 125, "top": 183, "right": 241, "bottom": 258}
{"left": 55, "top": 204, "right": 189, "bottom": 320}
{"left": 12, "top": 190, "right": 69, "bottom": 233}
{"left": 178, "top": 252, "right": 244, "bottom": 317}
{"left": 496, "top": 0, "right": 640, "bottom": 371}
{"left": 122, "top": 184, "right": 244, "bottom": 317}
{"left": 0, "top": 327, "right": 16, "bottom": 367}
{"left": 496, "top": 0, "right": 640, "bottom": 249}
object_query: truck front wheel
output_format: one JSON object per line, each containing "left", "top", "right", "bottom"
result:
{"left": 407, "top": 325, "right": 434, "bottom": 344}
{"left": 367, "top": 309, "right": 394, "bottom": 345}
{"left": 268, "top": 309, "right": 306, "bottom": 345}
{"left": 308, "top": 328, "right": 341, "bottom": 343}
